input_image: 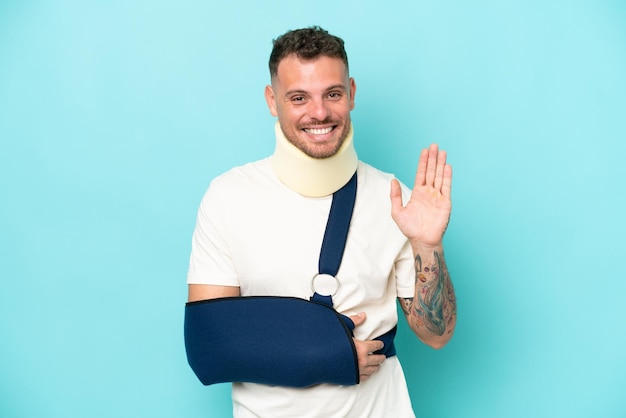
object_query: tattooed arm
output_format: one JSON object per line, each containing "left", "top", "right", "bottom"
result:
{"left": 398, "top": 247, "right": 456, "bottom": 348}
{"left": 391, "top": 144, "right": 457, "bottom": 349}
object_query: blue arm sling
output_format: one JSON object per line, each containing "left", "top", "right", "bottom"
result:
{"left": 184, "top": 173, "right": 396, "bottom": 387}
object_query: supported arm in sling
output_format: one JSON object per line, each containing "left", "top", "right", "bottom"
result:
{"left": 184, "top": 296, "right": 359, "bottom": 387}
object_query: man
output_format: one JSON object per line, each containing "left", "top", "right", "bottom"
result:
{"left": 186, "top": 26, "right": 456, "bottom": 417}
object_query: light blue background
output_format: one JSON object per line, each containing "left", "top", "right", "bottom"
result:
{"left": 1, "top": 1, "right": 625, "bottom": 417}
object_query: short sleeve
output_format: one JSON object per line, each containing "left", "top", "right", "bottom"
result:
{"left": 187, "top": 180, "right": 240, "bottom": 286}
{"left": 394, "top": 180, "right": 416, "bottom": 299}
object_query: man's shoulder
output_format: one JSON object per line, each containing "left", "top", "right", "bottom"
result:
{"left": 357, "top": 161, "right": 411, "bottom": 200}
{"left": 357, "top": 161, "right": 394, "bottom": 181}
{"left": 196, "top": 158, "right": 280, "bottom": 206}
{"left": 209, "top": 158, "right": 273, "bottom": 188}
{"left": 358, "top": 161, "right": 409, "bottom": 188}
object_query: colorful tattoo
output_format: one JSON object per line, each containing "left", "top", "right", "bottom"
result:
{"left": 416, "top": 251, "right": 447, "bottom": 336}
{"left": 414, "top": 254, "right": 422, "bottom": 272}
{"left": 400, "top": 297, "right": 413, "bottom": 317}
{"left": 402, "top": 251, "right": 456, "bottom": 338}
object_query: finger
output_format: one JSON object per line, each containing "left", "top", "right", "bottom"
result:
{"left": 364, "top": 339, "right": 384, "bottom": 354}
{"left": 434, "top": 149, "right": 447, "bottom": 191}
{"left": 442, "top": 164, "right": 452, "bottom": 198}
{"left": 414, "top": 148, "right": 429, "bottom": 186}
{"left": 360, "top": 365, "right": 381, "bottom": 382}
{"left": 425, "top": 144, "right": 438, "bottom": 186}
{"left": 390, "top": 179, "right": 404, "bottom": 219}
{"left": 360, "top": 354, "right": 386, "bottom": 380}
{"left": 354, "top": 338, "right": 384, "bottom": 361}
{"left": 359, "top": 353, "right": 385, "bottom": 372}
{"left": 367, "top": 353, "right": 386, "bottom": 366}
{"left": 360, "top": 373, "right": 375, "bottom": 382}
{"left": 349, "top": 312, "right": 366, "bottom": 327}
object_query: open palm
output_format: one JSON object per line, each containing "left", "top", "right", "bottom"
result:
{"left": 390, "top": 144, "right": 452, "bottom": 247}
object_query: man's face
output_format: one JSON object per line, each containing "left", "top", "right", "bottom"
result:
{"left": 265, "top": 54, "right": 356, "bottom": 159}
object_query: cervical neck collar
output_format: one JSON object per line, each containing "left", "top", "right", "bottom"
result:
{"left": 271, "top": 122, "right": 358, "bottom": 197}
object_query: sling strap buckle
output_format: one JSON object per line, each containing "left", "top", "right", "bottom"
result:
{"left": 310, "top": 273, "right": 340, "bottom": 297}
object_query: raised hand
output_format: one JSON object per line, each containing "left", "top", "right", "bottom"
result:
{"left": 390, "top": 144, "right": 452, "bottom": 248}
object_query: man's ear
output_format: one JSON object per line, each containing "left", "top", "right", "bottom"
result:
{"left": 265, "top": 85, "right": 278, "bottom": 117}
{"left": 349, "top": 77, "right": 356, "bottom": 111}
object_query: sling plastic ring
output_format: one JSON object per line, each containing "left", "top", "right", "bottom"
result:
{"left": 310, "top": 273, "right": 340, "bottom": 297}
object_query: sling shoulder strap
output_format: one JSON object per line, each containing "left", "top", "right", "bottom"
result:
{"left": 312, "top": 171, "right": 397, "bottom": 358}
{"left": 318, "top": 172, "right": 357, "bottom": 277}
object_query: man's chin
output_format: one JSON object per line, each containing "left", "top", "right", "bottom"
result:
{"left": 307, "top": 148, "right": 341, "bottom": 159}
{"left": 299, "top": 138, "right": 344, "bottom": 159}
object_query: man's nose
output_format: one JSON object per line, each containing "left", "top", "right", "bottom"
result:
{"left": 308, "top": 98, "right": 331, "bottom": 121}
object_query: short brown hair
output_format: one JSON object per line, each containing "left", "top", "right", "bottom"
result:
{"left": 269, "top": 26, "right": 349, "bottom": 78}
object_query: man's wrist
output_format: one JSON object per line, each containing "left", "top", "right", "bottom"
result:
{"left": 410, "top": 240, "right": 443, "bottom": 254}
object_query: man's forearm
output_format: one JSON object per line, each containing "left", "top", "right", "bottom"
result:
{"left": 400, "top": 244, "right": 456, "bottom": 349}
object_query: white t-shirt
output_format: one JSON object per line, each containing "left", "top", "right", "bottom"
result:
{"left": 188, "top": 158, "right": 417, "bottom": 417}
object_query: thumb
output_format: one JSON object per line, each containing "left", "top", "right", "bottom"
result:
{"left": 349, "top": 312, "right": 366, "bottom": 327}
{"left": 390, "top": 179, "right": 403, "bottom": 218}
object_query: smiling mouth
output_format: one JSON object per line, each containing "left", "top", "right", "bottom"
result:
{"left": 303, "top": 126, "right": 335, "bottom": 135}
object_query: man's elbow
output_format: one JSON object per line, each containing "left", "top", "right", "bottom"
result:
{"left": 426, "top": 339, "right": 448, "bottom": 350}
{"left": 419, "top": 332, "right": 454, "bottom": 350}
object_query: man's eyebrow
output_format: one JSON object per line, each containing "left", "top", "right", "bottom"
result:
{"left": 284, "top": 84, "right": 348, "bottom": 97}
{"left": 284, "top": 89, "right": 309, "bottom": 97}
{"left": 325, "top": 84, "right": 348, "bottom": 92}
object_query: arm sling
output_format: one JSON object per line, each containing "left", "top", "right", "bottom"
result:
{"left": 184, "top": 173, "right": 397, "bottom": 387}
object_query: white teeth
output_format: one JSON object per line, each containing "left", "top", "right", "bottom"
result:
{"left": 305, "top": 127, "right": 333, "bottom": 135}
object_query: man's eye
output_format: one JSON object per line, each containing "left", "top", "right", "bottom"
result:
{"left": 291, "top": 96, "right": 305, "bottom": 102}
{"left": 328, "top": 92, "right": 342, "bottom": 99}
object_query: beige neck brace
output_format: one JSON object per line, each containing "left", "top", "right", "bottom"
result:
{"left": 270, "top": 121, "right": 358, "bottom": 197}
